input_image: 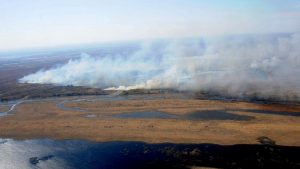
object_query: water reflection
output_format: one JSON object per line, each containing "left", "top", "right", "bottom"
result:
{"left": 0, "top": 138, "right": 299, "bottom": 169}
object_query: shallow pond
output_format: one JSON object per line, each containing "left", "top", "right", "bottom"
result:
{"left": 115, "top": 110, "right": 254, "bottom": 121}
{"left": 185, "top": 110, "right": 254, "bottom": 121}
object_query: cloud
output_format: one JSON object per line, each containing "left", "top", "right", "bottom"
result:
{"left": 20, "top": 33, "right": 300, "bottom": 101}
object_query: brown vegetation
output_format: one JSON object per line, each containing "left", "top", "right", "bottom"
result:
{"left": 0, "top": 95, "right": 299, "bottom": 146}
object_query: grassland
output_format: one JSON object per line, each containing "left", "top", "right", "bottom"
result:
{"left": 0, "top": 93, "right": 299, "bottom": 146}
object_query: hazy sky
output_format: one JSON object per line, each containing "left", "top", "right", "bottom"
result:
{"left": 0, "top": 0, "right": 300, "bottom": 51}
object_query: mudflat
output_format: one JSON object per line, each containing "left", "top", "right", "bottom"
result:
{"left": 0, "top": 93, "right": 299, "bottom": 146}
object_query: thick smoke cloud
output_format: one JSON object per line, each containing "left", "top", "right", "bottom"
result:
{"left": 19, "top": 33, "right": 300, "bottom": 100}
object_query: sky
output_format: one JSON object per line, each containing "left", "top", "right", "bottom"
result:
{"left": 0, "top": 0, "right": 300, "bottom": 51}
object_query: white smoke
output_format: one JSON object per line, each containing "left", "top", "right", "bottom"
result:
{"left": 19, "top": 33, "right": 300, "bottom": 100}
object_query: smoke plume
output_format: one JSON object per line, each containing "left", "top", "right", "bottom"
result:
{"left": 19, "top": 33, "right": 300, "bottom": 100}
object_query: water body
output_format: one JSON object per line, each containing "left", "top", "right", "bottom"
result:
{"left": 185, "top": 110, "right": 254, "bottom": 121}
{"left": 115, "top": 111, "right": 253, "bottom": 121}
{"left": 0, "top": 138, "right": 299, "bottom": 169}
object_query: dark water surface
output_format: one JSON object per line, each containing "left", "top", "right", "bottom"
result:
{"left": 0, "top": 138, "right": 299, "bottom": 169}
{"left": 115, "top": 110, "right": 254, "bottom": 121}
{"left": 185, "top": 110, "right": 254, "bottom": 121}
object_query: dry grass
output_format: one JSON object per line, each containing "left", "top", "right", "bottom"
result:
{"left": 0, "top": 96, "right": 299, "bottom": 146}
